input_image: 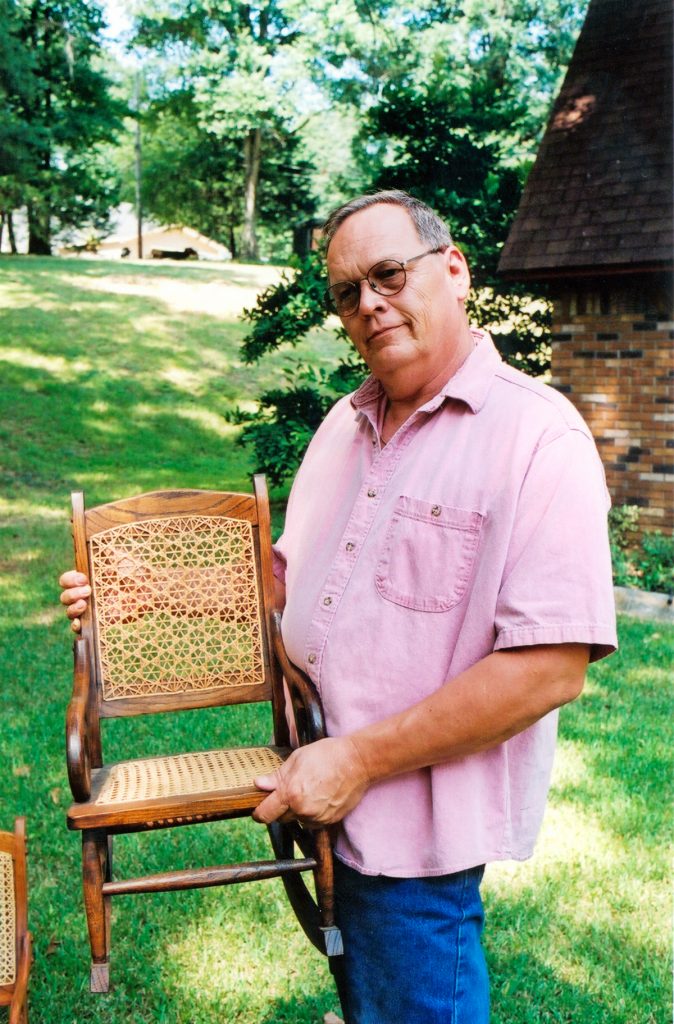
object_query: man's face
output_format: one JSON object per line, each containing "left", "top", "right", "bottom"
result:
{"left": 326, "top": 204, "right": 472, "bottom": 397}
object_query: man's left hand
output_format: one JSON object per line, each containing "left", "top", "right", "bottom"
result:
{"left": 252, "top": 736, "right": 370, "bottom": 826}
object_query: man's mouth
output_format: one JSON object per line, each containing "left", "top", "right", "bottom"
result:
{"left": 366, "top": 323, "right": 405, "bottom": 344}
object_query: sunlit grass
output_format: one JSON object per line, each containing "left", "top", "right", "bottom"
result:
{"left": 0, "top": 255, "right": 671, "bottom": 1022}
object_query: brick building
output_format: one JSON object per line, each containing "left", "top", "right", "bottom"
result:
{"left": 498, "top": 0, "right": 673, "bottom": 533}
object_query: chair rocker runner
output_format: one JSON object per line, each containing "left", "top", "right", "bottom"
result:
{"left": 0, "top": 818, "right": 32, "bottom": 1024}
{"left": 65, "top": 477, "right": 343, "bottom": 992}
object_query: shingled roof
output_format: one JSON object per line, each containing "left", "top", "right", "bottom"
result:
{"left": 498, "top": 0, "right": 673, "bottom": 280}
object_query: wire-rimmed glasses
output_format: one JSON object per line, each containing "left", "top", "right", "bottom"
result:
{"left": 325, "top": 247, "right": 446, "bottom": 317}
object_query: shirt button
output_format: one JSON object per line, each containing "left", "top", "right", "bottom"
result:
{"left": 345, "top": 542, "right": 355, "bottom": 552}
{"left": 367, "top": 488, "right": 377, "bottom": 498}
{"left": 323, "top": 596, "right": 332, "bottom": 606}
{"left": 431, "top": 505, "right": 441, "bottom": 517}
{"left": 307, "top": 653, "right": 316, "bottom": 665}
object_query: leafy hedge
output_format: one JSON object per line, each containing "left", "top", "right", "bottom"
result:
{"left": 609, "top": 505, "right": 674, "bottom": 595}
{"left": 235, "top": 251, "right": 552, "bottom": 487}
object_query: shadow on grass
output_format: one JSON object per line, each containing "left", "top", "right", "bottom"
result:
{"left": 550, "top": 619, "right": 672, "bottom": 849}
{"left": 485, "top": 863, "right": 667, "bottom": 1024}
{"left": 0, "top": 252, "right": 286, "bottom": 286}
{"left": 2, "top": 290, "right": 256, "bottom": 506}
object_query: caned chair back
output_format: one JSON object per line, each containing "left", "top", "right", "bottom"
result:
{"left": 72, "top": 483, "right": 280, "bottom": 720}
{"left": 0, "top": 843, "right": 17, "bottom": 987}
{"left": 0, "top": 817, "right": 30, "bottom": 1020}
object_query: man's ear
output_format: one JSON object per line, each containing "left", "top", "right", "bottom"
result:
{"left": 445, "top": 246, "right": 471, "bottom": 300}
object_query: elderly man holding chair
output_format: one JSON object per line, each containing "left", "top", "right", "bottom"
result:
{"left": 61, "top": 190, "right": 617, "bottom": 1024}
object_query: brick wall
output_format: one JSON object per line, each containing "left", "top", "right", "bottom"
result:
{"left": 550, "top": 279, "right": 673, "bottom": 533}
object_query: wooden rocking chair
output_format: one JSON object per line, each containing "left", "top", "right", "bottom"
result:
{"left": 65, "top": 477, "right": 343, "bottom": 992}
{"left": 0, "top": 818, "right": 31, "bottom": 1024}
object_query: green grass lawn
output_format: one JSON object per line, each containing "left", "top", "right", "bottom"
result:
{"left": 0, "top": 254, "right": 671, "bottom": 1023}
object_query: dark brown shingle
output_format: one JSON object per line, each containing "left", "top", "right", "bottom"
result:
{"left": 498, "top": 0, "right": 673, "bottom": 280}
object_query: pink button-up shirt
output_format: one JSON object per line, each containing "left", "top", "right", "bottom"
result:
{"left": 274, "top": 331, "right": 617, "bottom": 877}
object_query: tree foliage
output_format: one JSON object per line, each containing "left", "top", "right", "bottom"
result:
{"left": 236, "top": 1, "right": 588, "bottom": 485}
{"left": 353, "top": 0, "right": 588, "bottom": 284}
{"left": 240, "top": 254, "right": 329, "bottom": 363}
{"left": 0, "top": 0, "right": 124, "bottom": 252}
{"left": 129, "top": 0, "right": 322, "bottom": 259}
{"left": 122, "top": 87, "right": 316, "bottom": 259}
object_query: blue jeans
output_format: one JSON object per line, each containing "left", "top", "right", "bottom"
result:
{"left": 332, "top": 859, "right": 489, "bottom": 1024}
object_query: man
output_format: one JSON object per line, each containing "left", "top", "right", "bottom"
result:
{"left": 61, "top": 191, "right": 617, "bottom": 1023}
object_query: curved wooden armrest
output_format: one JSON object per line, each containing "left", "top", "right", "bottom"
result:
{"left": 8, "top": 931, "right": 32, "bottom": 1024}
{"left": 66, "top": 637, "right": 92, "bottom": 801}
{"left": 270, "top": 610, "right": 326, "bottom": 745}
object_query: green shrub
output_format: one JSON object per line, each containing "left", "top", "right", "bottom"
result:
{"left": 637, "top": 532, "right": 674, "bottom": 595}
{"left": 237, "top": 253, "right": 552, "bottom": 488}
{"left": 609, "top": 505, "right": 674, "bottom": 595}
{"left": 240, "top": 253, "right": 327, "bottom": 364}
{"left": 233, "top": 355, "right": 366, "bottom": 487}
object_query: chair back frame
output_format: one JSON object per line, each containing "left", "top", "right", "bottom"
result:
{"left": 71, "top": 478, "right": 287, "bottom": 744}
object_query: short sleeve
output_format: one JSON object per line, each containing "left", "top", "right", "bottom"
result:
{"left": 494, "top": 428, "right": 617, "bottom": 662}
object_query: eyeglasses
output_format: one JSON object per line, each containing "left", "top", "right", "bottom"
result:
{"left": 325, "top": 247, "right": 446, "bottom": 317}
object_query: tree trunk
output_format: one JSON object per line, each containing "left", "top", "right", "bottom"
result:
{"left": 27, "top": 203, "right": 51, "bottom": 254}
{"left": 240, "top": 127, "right": 261, "bottom": 261}
{"left": 7, "top": 212, "right": 17, "bottom": 254}
{"left": 134, "top": 72, "right": 143, "bottom": 258}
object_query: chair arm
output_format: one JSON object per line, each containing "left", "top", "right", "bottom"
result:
{"left": 65, "top": 637, "right": 92, "bottom": 801}
{"left": 9, "top": 931, "right": 32, "bottom": 1024}
{"left": 269, "top": 610, "right": 326, "bottom": 746}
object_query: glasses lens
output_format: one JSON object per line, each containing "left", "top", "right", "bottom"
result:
{"left": 327, "top": 282, "right": 359, "bottom": 316}
{"left": 369, "top": 260, "right": 406, "bottom": 295}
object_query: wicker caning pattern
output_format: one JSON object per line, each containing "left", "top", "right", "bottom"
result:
{"left": 95, "top": 747, "right": 284, "bottom": 804}
{"left": 0, "top": 850, "right": 16, "bottom": 986}
{"left": 89, "top": 515, "right": 265, "bottom": 700}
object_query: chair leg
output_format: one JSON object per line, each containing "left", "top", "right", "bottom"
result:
{"left": 8, "top": 997, "right": 29, "bottom": 1024}
{"left": 313, "top": 829, "right": 343, "bottom": 956}
{"left": 104, "top": 836, "right": 113, "bottom": 955}
{"left": 81, "top": 830, "right": 111, "bottom": 992}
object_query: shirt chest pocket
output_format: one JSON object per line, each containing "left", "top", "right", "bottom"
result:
{"left": 375, "top": 496, "right": 483, "bottom": 612}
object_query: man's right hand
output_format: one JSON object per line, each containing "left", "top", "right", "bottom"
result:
{"left": 59, "top": 570, "right": 91, "bottom": 633}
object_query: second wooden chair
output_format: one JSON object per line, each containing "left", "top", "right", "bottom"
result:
{"left": 0, "top": 817, "right": 31, "bottom": 1024}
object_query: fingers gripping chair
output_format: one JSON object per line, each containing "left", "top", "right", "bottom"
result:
{"left": 0, "top": 818, "right": 32, "bottom": 1024}
{"left": 65, "top": 477, "right": 342, "bottom": 992}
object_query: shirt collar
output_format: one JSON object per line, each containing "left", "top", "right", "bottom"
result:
{"left": 351, "top": 328, "right": 502, "bottom": 417}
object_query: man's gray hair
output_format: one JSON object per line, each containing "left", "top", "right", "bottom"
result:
{"left": 322, "top": 190, "right": 453, "bottom": 250}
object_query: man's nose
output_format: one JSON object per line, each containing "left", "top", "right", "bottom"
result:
{"left": 357, "top": 279, "right": 388, "bottom": 315}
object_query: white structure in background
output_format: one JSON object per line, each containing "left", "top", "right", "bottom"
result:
{"left": 0, "top": 209, "right": 28, "bottom": 253}
{"left": 1, "top": 203, "right": 231, "bottom": 260}
{"left": 94, "top": 204, "right": 231, "bottom": 260}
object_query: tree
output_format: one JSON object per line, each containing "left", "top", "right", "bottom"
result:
{"left": 125, "top": 87, "right": 316, "bottom": 260}
{"left": 356, "top": 0, "right": 588, "bottom": 283}
{"left": 235, "top": 1, "right": 589, "bottom": 484}
{"left": 132, "top": 0, "right": 323, "bottom": 259}
{"left": 0, "top": 0, "right": 39, "bottom": 241}
{"left": 0, "top": 0, "right": 124, "bottom": 253}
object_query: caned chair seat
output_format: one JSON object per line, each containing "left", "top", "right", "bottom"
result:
{"left": 67, "top": 746, "right": 290, "bottom": 830}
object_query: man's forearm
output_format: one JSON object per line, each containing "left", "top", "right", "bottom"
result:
{"left": 350, "top": 643, "right": 589, "bottom": 786}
